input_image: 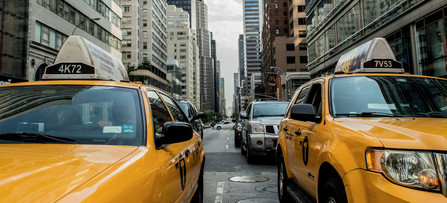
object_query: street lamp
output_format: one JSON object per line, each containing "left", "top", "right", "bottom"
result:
{"left": 71, "top": 17, "right": 100, "bottom": 35}
{"left": 270, "top": 66, "right": 285, "bottom": 101}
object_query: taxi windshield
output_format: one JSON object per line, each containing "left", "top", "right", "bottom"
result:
{"left": 330, "top": 76, "right": 447, "bottom": 118}
{"left": 0, "top": 85, "right": 143, "bottom": 146}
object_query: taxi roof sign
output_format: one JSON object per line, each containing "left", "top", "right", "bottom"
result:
{"left": 334, "top": 38, "right": 404, "bottom": 74}
{"left": 42, "top": 36, "right": 129, "bottom": 81}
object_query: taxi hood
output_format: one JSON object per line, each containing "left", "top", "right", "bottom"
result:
{"left": 0, "top": 144, "right": 138, "bottom": 202}
{"left": 335, "top": 117, "right": 447, "bottom": 150}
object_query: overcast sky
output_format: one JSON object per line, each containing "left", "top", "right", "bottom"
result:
{"left": 207, "top": 0, "right": 243, "bottom": 113}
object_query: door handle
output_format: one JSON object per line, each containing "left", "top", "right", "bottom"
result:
{"left": 283, "top": 127, "right": 288, "bottom": 132}
{"left": 295, "top": 129, "right": 301, "bottom": 136}
{"left": 184, "top": 149, "right": 190, "bottom": 157}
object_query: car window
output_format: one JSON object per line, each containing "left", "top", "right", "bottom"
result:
{"left": 252, "top": 103, "right": 289, "bottom": 118}
{"left": 178, "top": 102, "right": 190, "bottom": 118}
{"left": 159, "top": 94, "right": 188, "bottom": 122}
{"left": 0, "top": 85, "right": 143, "bottom": 146}
{"left": 305, "top": 83, "right": 323, "bottom": 122}
{"left": 147, "top": 91, "right": 172, "bottom": 134}
{"left": 295, "top": 85, "right": 310, "bottom": 105}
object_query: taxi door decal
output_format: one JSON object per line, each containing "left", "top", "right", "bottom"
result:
{"left": 302, "top": 136, "right": 309, "bottom": 166}
{"left": 176, "top": 153, "right": 187, "bottom": 190}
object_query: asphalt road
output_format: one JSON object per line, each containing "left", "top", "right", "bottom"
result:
{"left": 202, "top": 127, "right": 279, "bottom": 203}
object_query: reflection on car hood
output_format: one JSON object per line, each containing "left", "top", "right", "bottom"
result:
{"left": 0, "top": 144, "right": 138, "bottom": 202}
{"left": 253, "top": 117, "right": 283, "bottom": 125}
{"left": 335, "top": 117, "right": 447, "bottom": 150}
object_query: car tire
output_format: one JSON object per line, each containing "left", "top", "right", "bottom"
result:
{"left": 320, "top": 176, "right": 347, "bottom": 203}
{"left": 191, "top": 169, "right": 204, "bottom": 203}
{"left": 240, "top": 137, "right": 246, "bottom": 155}
{"left": 278, "top": 154, "right": 293, "bottom": 203}
{"left": 245, "top": 138, "right": 254, "bottom": 164}
{"left": 216, "top": 126, "right": 221, "bottom": 130}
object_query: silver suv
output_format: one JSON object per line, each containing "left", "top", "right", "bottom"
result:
{"left": 240, "top": 101, "right": 288, "bottom": 163}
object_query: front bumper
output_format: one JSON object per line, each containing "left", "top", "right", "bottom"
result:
{"left": 247, "top": 133, "right": 277, "bottom": 155}
{"left": 343, "top": 169, "right": 447, "bottom": 202}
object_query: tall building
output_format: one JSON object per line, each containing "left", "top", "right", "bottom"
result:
{"left": 219, "top": 77, "right": 225, "bottom": 116}
{"left": 238, "top": 34, "right": 248, "bottom": 109}
{"left": 166, "top": 5, "right": 200, "bottom": 107}
{"left": 0, "top": 0, "right": 122, "bottom": 83}
{"left": 167, "top": 59, "right": 183, "bottom": 100}
{"left": 121, "top": 0, "right": 170, "bottom": 93}
{"left": 243, "top": 0, "right": 263, "bottom": 101}
{"left": 196, "top": 0, "right": 215, "bottom": 110}
{"left": 306, "top": 0, "right": 447, "bottom": 78}
{"left": 166, "top": 0, "right": 197, "bottom": 29}
{"left": 211, "top": 33, "right": 220, "bottom": 113}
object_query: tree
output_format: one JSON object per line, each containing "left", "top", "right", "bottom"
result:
{"left": 127, "top": 59, "right": 152, "bottom": 82}
{"left": 231, "top": 112, "right": 238, "bottom": 119}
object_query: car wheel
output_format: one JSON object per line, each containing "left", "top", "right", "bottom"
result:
{"left": 240, "top": 137, "right": 246, "bottom": 155}
{"left": 278, "top": 153, "right": 293, "bottom": 203}
{"left": 320, "top": 176, "right": 347, "bottom": 203}
{"left": 191, "top": 169, "right": 204, "bottom": 203}
{"left": 216, "top": 126, "right": 221, "bottom": 130}
{"left": 245, "top": 138, "right": 254, "bottom": 164}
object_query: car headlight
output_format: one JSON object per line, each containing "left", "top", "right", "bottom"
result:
{"left": 236, "top": 126, "right": 241, "bottom": 131}
{"left": 366, "top": 149, "right": 440, "bottom": 191}
{"left": 250, "top": 123, "right": 264, "bottom": 133}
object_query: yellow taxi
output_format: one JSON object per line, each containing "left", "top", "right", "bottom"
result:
{"left": 277, "top": 38, "right": 447, "bottom": 202}
{"left": 0, "top": 36, "right": 205, "bottom": 202}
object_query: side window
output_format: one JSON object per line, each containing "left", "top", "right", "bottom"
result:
{"left": 245, "top": 103, "right": 252, "bottom": 117}
{"left": 305, "top": 83, "right": 323, "bottom": 122}
{"left": 147, "top": 91, "right": 172, "bottom": 134}
{"left": 295, "top": 85, "right": 310, "bottom": 105}
{"left": 159, "top": 94, "right": 188, "bottom": 122}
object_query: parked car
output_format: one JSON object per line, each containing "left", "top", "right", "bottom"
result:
{"left": 240, "top": 101, "right": 288, "bottom": 163}
{"left": 277, "top": 38, "right": 447, "bottom": 203}
{"left": 0, "top": 36, "right": 204, "bottom": 202}
{"left": 178, "top": 100, "right": 205, "bottom": 139}
{"left": 214, "top": 121, "right": 234, "bottom": 130}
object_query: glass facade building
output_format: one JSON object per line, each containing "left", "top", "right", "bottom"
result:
{"left": 306, "top": 0, "right": 447, "bottom": 78}
{"left": 0, "top": 0, "right": 28, "bottom": 83}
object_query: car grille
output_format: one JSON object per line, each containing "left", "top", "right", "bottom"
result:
{"left": 265, "top": 125, "right": 278, "bottom": 134}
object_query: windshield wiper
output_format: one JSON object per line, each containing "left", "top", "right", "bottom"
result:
{"left": 414, "top": 112, "right": 446, "bottom": 118}
{"left": 335, "top": 112, "right": 406, "bottom": 117}
{"left": 0, "top": 132, "right": 75, "bottom": 144}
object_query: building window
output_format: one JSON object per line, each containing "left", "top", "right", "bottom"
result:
{"left": 122, "top": 28, "right": 131, "bottom": 35}
{"left": 298, "top": 18, "right": 306, "bottom": 25}
{"left": 286, "top": 43, "right": 295, "bottom": 51}
{"left": 143, "top": 53, "right": 148, "bottom": 61}
{"left": 299, "top": 43, "right": 307, "bottom": 51}
{"left": 143, "top": 31, "right": 148, "bottom": 39}
{"left": 143, "top": 42, "right": 148, "bottom": 49}
{"left": 287, "top": 56, "right": 296, "bottom": 64}
{"left": 276, "top": 29, "right": 279, "bottom": 35}
{"left": 275, "top": 20, "right": 279, "bottom": 25}
{"left": 298, "top": 5, "right": 305, "bottom": 12}
{"left": 143, "top": 20, "right": 148, "bottom": 27}
{"left": 300, "top": 56, "right": 308, "bottom": 64}
{"left": 123, "top": 6, "right": 130, "bottom": 12}
{"left": 299, "top": 30, "right": 306, "bottom": 38}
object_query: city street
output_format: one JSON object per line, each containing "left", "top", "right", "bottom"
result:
{"left": 202, "top": 128, "right": 279, "bottom": 203}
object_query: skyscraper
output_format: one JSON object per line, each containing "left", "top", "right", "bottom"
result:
{"left": 243, "top": 0, "right": 263, "bottom": 101}
{"left": 196, "top": 0, "right": 215, "bottom": 111}
{"left": 166, "top": 0, "right": 197, "bottom": 29}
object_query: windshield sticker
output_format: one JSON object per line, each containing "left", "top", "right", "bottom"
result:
{"left": 123, "top": 124, "right": 135, "bottom": 133}
{"left": 368, "top": 103, "right": 396, "bottom": 110}
{"left": 103, "top": 126, "right": 122, "bottom": 133}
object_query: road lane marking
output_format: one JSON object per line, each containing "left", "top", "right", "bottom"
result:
{"left": 225, "top": 144, "right": 228, "bottom": 150}
{"left": 215, "top": 182, "right": 225, "bottom": 203}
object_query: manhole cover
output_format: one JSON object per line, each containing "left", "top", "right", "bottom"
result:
{"left": 255, "top": 185, "right": 277, "bottom": 193}
{"left": 236, "top": 198, "right": 278, "bottom": 203}
{"left": 229, "top": 176, "right": 269, "bottom": 183}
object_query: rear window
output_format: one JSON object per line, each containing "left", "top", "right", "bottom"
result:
{"left": 252, "top": 103, "right": 288, "bottom": 118}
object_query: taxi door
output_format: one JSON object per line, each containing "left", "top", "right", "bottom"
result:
{"left": 146, "top": 90, "right": 194, "bottom": 202}
{"left": 285, "top": 85, "right": 310, "bottom": 179}
{"left": 289, "top": 82, "right": 323, "bottom": 197}
{"left": 159, "top": 93, "right": 202, "bottom": 202}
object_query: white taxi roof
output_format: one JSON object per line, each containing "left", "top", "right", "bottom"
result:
{"left": 42, "top": 36, "right": 129, "bottom": 81}
{"left": 334, "top": 38, "right": 404, "bottom": 74}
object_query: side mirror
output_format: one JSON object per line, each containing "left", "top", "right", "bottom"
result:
{"left": 290, "top": 104, "right": 317, "bottom": 122}
{"left": 240, "top": 111, "right": 248, "bottom": 119}
{"left": 191, "top": 112, "right": 205, "bottom": 121}
{"left": 155, "top": 122, "right": 193, "bottom": 149}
